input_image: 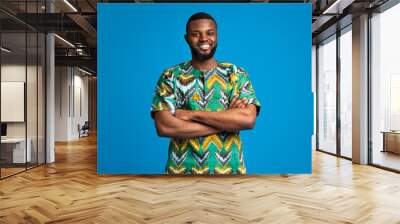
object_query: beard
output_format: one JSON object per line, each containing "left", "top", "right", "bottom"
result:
{"left": 189, "top": 44, "right": 217, "bottom": 61}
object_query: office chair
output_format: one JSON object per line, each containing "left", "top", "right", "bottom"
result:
{"left": 79, "top": 121, "right": 90, "bottom": 138}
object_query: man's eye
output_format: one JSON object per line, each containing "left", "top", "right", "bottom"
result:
{"left": 208, "top": 31, "right": 214, "bottom": 35}
{"left": 191, "top": 33, "right": 199, "bottom": 37}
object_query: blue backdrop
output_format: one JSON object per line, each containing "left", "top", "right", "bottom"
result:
{"left": 98, "top": 3, "right": 312, "bottom": 174}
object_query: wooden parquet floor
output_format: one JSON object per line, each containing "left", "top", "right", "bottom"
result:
{"left": 1, "top": 135, "right": 400, "bottom": 224}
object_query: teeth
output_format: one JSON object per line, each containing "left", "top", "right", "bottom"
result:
{"left": 199, "top": 44, "right": 210, "bottom": 50}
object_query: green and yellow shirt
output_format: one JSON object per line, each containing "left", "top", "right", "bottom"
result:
{"left": 151, "top": 61, "right": 261, "bottom": 174}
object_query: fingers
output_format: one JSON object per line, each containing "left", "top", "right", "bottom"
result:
{"left": 233, "top": 97, "right": 243, "bottom": 108}
{"left": 229, "top": 95, "right": 239, "bottom": 109}
{"left": 235, "top": 99, "right": 244, "bottom": 108}
{"left": 237, "top": 98, "right": 247, "bottom": 108}
{"left": 230, "top": 96, "right": 248, "bottom": 109}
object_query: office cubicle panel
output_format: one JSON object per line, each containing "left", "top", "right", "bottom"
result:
{"left": 98, "top": 3, "right": 313, "bottom": 174}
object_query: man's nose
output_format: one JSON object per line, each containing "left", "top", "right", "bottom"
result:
{"left": 199, "top": 33, "right": 208, "bottom": 42}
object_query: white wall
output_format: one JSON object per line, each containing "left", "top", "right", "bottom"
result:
{"left": 55, "top": 66, "right": 69, "bottom": 141}
{"left": 55, "top": 67, "right": 89, "bottom": 141}
{"left": 1, "top": 65, "right": 40, "bottom": 138}
{"left": 1, "top": 66, "right": 26, "bottom": 137}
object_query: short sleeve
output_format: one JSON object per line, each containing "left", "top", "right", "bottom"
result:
{"left": 232, "top": 67, "right": 261, "bottom": 115}
{"left": 150, "top": 69, "right": 176, "bottom": 118}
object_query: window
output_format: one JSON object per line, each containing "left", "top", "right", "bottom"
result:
{"left": 317, "top": 35, "right": 337, "bottom": 154}
{"left": 339, "top": 27, "right": 352, "bottom": 158}
{"left": 371, "top": 2, "right": 400, "bottom": 171}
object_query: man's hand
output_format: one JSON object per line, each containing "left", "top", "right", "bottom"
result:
{"left": 175, "top": 109, "right": 193, "bottom": 121}
{"left": 153, "top": 111, "right": 220, "bottom": 138}
{"left": 229, "top": 96, "right": 248, "bottom": 109}
{"left": 172, "top": 95, "right": 256, "bottom": 132}
{"left": 175, "top": 96, "right": 249, "bottom": 122}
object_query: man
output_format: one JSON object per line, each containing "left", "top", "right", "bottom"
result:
{"left": 151, "top": 12, "right": 261, "bottom": 174}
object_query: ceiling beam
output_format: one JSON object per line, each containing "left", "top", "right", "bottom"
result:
{"left": 67, "top": 13, "right": 97, "bottom": 41}
{"left": 55, "top": 55, "right": 96, "bottom": 72}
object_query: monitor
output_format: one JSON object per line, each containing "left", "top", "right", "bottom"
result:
{"left": 1, "top": 123, "right": 7, "bottom": 137}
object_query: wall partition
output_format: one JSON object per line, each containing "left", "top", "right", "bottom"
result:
{"left": 0, "top": 1, "right": 46, "bottom": 179}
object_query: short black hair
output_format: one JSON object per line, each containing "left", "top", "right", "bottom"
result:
{"left": 186, "top": 12, "right": 217, "bottom": 34}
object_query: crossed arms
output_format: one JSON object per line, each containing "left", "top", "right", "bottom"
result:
{"left": 153, "top": 96, "right": 258, "bottom": 138}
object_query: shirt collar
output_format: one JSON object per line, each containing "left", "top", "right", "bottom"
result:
{"left": 184, "top": 60, "right": 222, "bottom": 77}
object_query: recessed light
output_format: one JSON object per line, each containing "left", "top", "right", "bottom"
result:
{"left": 78, "top": 67, "right": 93, "bottom": 76}
{"left": 54, "top": 34, "right": 75, "bottom": 48}
{"left": 63, "top": 0, "right": 78, "bottom": 12}
{"left": 1, "top": 47, "right": 11, "bottom": 53}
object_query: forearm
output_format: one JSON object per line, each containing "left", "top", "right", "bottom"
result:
{"left": 160, "top": 120, "right": 219, "bottom": 138}
{"left": 191, "top": 106, "right": 256, "bottom": 132}
{"left": 154, "top": 111, "right": 219, "bottom": 138}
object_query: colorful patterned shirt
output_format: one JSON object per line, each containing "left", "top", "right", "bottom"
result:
{"left": 151, "top": 61, "right": 261, "bottom": 174}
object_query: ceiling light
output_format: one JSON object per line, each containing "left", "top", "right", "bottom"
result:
{"left": 322, "top": 0, "right": 355, "bottom": 15}
{"left": 1, "top": 47, "right": 11, "bottom": 53}
{"left": 322, "top": 0, "right": 342, "bottom": 14}
{"left": 78, "top": 67, "right": 93, "bottom": 76}
{"left": 63, "top": 0, "right": 78, "bottom": 12}
{"left": 54, "top": 34, "right": 75, "bottom": 48}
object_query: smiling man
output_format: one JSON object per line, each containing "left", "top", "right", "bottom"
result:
{"left": 151, "top": 12, "right": 261, "bottom": 174}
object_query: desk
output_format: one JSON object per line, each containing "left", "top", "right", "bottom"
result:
{"left": 382, "top": 131, "right": 400, "bottom": 154}
{"left": 1, "top": 138, "right": 31, "bottom": 163}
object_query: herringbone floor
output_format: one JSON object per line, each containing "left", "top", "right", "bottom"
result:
{"left": 1, "top": 135, "right": 400, "bottom": 224}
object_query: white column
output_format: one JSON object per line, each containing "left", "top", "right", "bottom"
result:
{"left": 46, "top": 33, "right": 55, "bottom": 163}
{"left": 312, "top": 45, "right": 317, "bottom": 150}
{"left": 352, "top": 14, "right": 369, "bottom": 164}
{"left": 45, "top": 1, "right": 55, "bottom": 163}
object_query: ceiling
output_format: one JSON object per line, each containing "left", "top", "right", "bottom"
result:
{"left": 0, "top": 0, "right": 392, "bottom": 75}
